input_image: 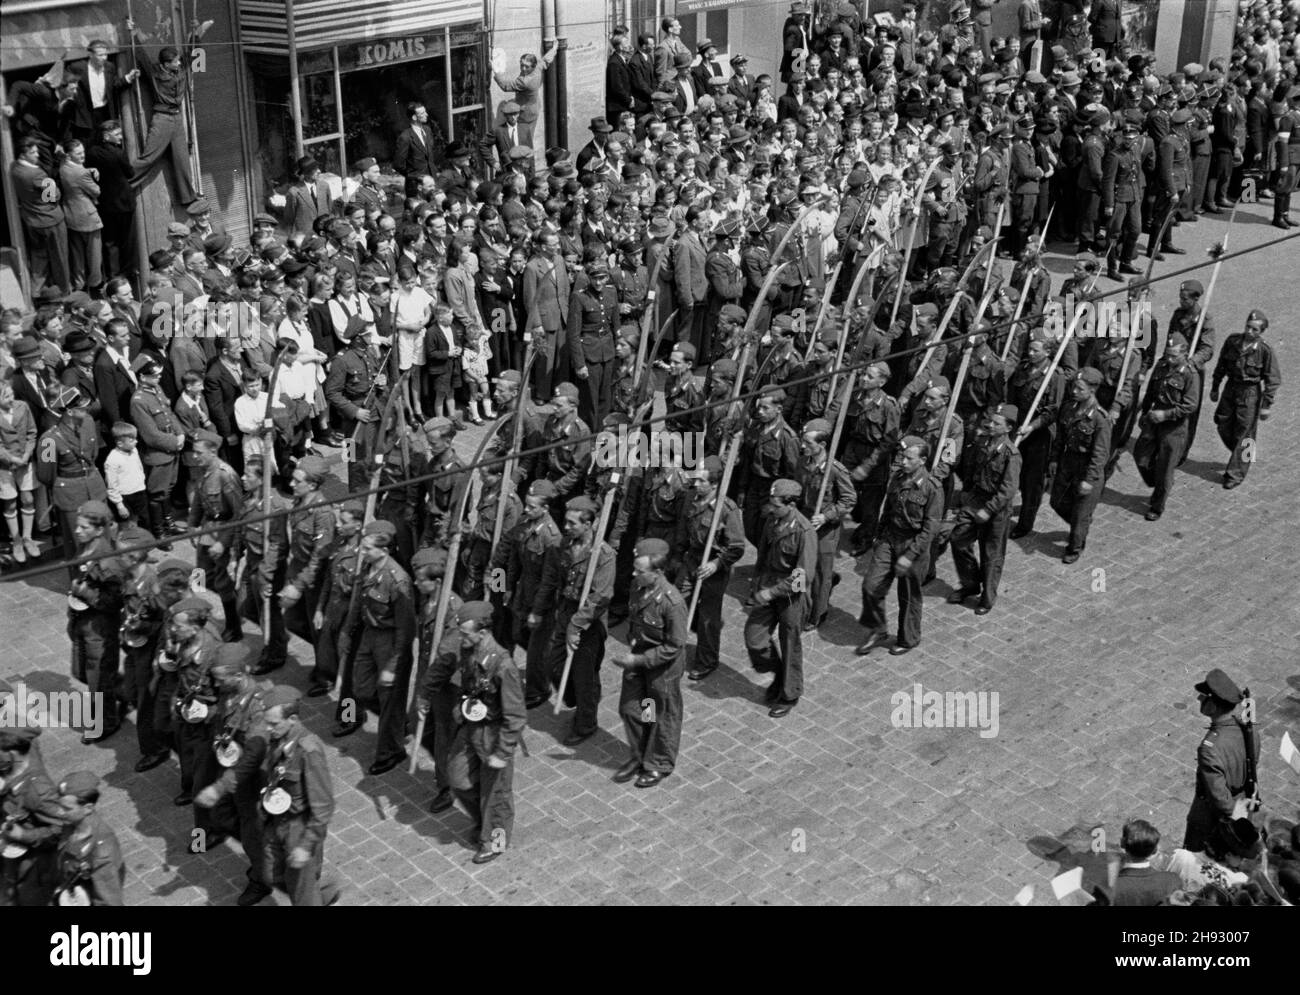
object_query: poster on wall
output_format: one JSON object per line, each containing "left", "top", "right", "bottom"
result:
{"left": 1122, "top": 0, "right": 1160, "bottom": 57}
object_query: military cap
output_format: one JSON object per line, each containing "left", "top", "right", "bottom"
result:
{"left": 618, "top": 327, "right": 640, "bottom": 348}
{"left": 989, "top": 122, "right": 1012, "bottom": 140}
{"left": 492, "top": 369, "right": 522, "bottom": 385}
{"left": 77, "top": 499, "right": 113, "bottom": 522}
{"left": 587, "top": 259, "right": 609, "bottom": 276}
{"left": 846, "top": 168, "right": 870, "bottom": 189}
{"left": 671, "top": 342, "right": 697, "bottom": 362}
{"left": 528, "top": 479, "right": 558, "bottom": 499}
{"left": 899, "top": 434, "right": 929, "bottom": 453}
{"left": 57, "top": 771, "right": 101, "bottom": 801}
{"left": 770, "top": 478, "right": 802, "bottom": 499}
{"left": 926, "top": 375, "right": 951, "bottom": 395}
{"left": 914, "top": 302, "right": 940, "bottom": 319}
{"left": 354, "top": 156, "right": 378, "bottom": 172}
{"left": 422, "top": 416, "right": 455, "bottom": 436}
{"left": 116, "top": 524, "right": 154, "bottom": 548}
{"left": 1075, "top": 252, "right": 1100, "bottom": 270}
{"left": 602, "top": 412, "right": 631, "bottom": 430}
{"left": 1171, "top": 108, "right": 1193, "bottom": 124}
{"left": 711, "top": 357, "right": 738, "bottom": 381}
{"left": 296, "top": 455, "right": 330, "bottom": 481}
{"left": 171, "top": 596, "right": 212, "bottom": 618}
{"left": 185, "top": 196, "right": 212, "bottom": 216}
{"left": 817, "top": 327, "right": 838, "bottom": 348}
{"left": 746, "top": 214, "right": 771, "bottom": 235}
{"left": 1194, "top": 668, "right": 1242, "bottom": 704}
{"left": 1246, "top": 309, "right": 1268, "bottom": 327}
{"left": 45, "top": 383, "right": 81, "bottom": 412}
{"left": 263, "top": 685, "right": 303, "bottom": 710}
{"left": 715, "top": 218, "right": 742, "bottom": 239}
{"left": 1166, "top": 331, "right": 1189, "bottom": 349}
{"left": 553, "top": 382, "right": 580, "bottom": 401}
{"left": 193, "top": 428, "right": 223, "bottom": 447}
{"left": 411, "top": 547, "right": 449, "bottom": 575}
{"left": 457, "top": 600, "right": 495, "bottom": 626}
{"left": 993, "top": 402, "right": 1018, "bottom": 423}
{"left": 204, "top": 233, "right": 232, "bottom": 255}
{"left": 759, "top": 386, "right": 787, "bottom": 403}
{"left": 1180, "top": 279, "right": 1204, "bottom": 296}
{"left": 1077, "top": 367, "right": 1103, "bottom": 388}
{"left": 802, "top": 418, "right": 833, "bottom": 436}
{"left": 166, "top": 221, "right": 190, "bottom": 238}
{"left": 362, "top": 520, "right": 396, "bottom": 540}
{"left": 719, "top": 304, "right": 746, "bottom": 324}
{"left": 500, "top": 100, "right": 521, "bottom": 115}
{"left": 155, "top": 558, "right": 190, "bottom": 577}
{"left": 566, "top": 495, "right": 598, "bottom": 514}
{"left": 771, "top": 313, "right": 795, "bottom": 332}
{"left": 633, "top": 538, "right": 672, "bottom": 562}
{"left": 1014, "top": 114, "right": 1035, "bottom": 132}
{"left": 701, "top": 455, "right": 724, "bottom": 476}
{"left": 136, "top": 356, "right": 163, "bottom": 377}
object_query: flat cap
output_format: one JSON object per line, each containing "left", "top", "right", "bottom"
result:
{"left": 166, "top": 221, "right": 190, "bottom": 237}
{"left": 500, "top": 100, "right": 521, "bottom": 114}
{"left": 185, "top": 196, "right": 212, "bottom": 215}
{"left": 1194, "top": 668, "right": 1242, "bottom": 704}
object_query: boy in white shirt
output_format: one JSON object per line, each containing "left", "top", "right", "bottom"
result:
{"left": 104, "top": 422, "right": 149, "bottom": 528}
{"left": 234, "top": 369, "right": 273, "bottom": 472}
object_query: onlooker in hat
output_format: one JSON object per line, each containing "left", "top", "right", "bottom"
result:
{"left": 284, "top": 155, "right": 331, "bottom": 236}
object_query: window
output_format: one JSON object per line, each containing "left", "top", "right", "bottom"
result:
{"left": 677, "top": 10, "right": 729, "bottom": 58}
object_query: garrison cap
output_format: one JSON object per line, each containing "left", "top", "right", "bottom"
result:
{"left": 701, "top": 455, "right": 724, "bottom": 475}
{"left": 1194, "top": 668, "right": 1242, "bottom": 704}
{"left": 802, "top": 418, "right": 833, "bottom": 436}
{"left": 116, "top": 524, "right": 153, "bottom": 547}
{"left": 993, "top": 402, "right": 1018, "bottom": 423}
{"left": 1166, "top": 331, "right": 1189, "bottom": 349}
{"left": 411, "top": 547, "right": 449, "bottom": 575}
{"left": 171, "top": 596, "right": 212, "bottom": 618}
{"left": 211, "top": 642, "right": 251, "bottom": 672}
{"left": 602, "top": 412, "right": 632, "bottom": 429}
{"left": 57, "top": 771, "right": 101, "bottom": 801}
{"left": 528, "top": 479, "right": 557, "bottom": 499}
{"left": 553, "top": 382, "right": 580, "bottom": 401}
{"left": 566, "top": 496, "right": 598, "bottom": 514}
{"left": 295, "top": 455, "right": 330, "bottom": 481}
{"left": 1180, "top": 279, "right": 1204, "bottom": 296}
{"left": 759, "top": 386, "right": 787, "bottom": 403}
{"left": 770, "top": 478, "right": 802, "bottom": 499}
{"left": 77, "top": 500, "right": 112, "bottom": 521}
{"left": 492, "top": 369, "right": 522, "bottom": 385}
{"left": 1171, "top": 108, "right": 1193, "bottom": 124}
{"left": 711, "top": 357, "right": 738, "bottom": 380}
{"left": 362, "top": 520, "right": 396, "bottom": 541}
{"left": 340, "top": 500, "right": 366, "bottom": 519}
{"left": 633, "top": 537, "right": 671, "bottom": 559}
{"left": 422, "top": 416, "right": 455, "bottom": 436}
{"left": 719, "top": 304, "right": 746, "bottom": 323}
{"left": 1077, "top": 367, "right": 1103, "bottom": 388}
{"left": 457, "top": 600, "right": 495, "bottom": 626}
{"left": 263, "top": 685, "right": 303, "bottom": 710}
{"left": 671, "top": 342, "right": 696, "bottom": 362}
{"left": 193, "top": 428, "right": 223, "bottom": 447}
{"left": 926, "top": 375, "right": 951, "bottom": 395}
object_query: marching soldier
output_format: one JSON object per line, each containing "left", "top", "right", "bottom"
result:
{"left": 232, "top": 455, "right": 289, "bottom": 678}
{"left": 1183, "top": 668, "right": 1259, "bottom": 853}
{"left": 499, "top": 480, "right": 563, "bottom": 709}
{"left": 65, "top": 499, "right": 127, "bottom": 743}
{"left": 568, "top": 258, "right": 619, "bottom": 429}
{"left": 856, "top": 436, "right": 943, "bottom": 657}
{"left": 311, "top": 502, "right": 364, "bottom": 701}
{"left": 744, "top": 478, "right": 816, "bottom": 718}
{"left": 736, "top": 386, "right": 801, "bottom": 544}
{"left": 412, "top": 546, "right": 463, "bottom": 815}
{"left": 375, "top": 434, "right": 423, "bottom": 573}
{"left": 187, "top": 430, "right": 244, "bottom": 641}
{"left": 750, "top": 315, "right": 807, "bottom": 425}
{"left": 522, "top": 383, "right": 591, "bottom": 512}
{"left": 1211, "top": 309, "right": 1281, "bottom": 489}
{"left": 256, "top": 685, "right": 341, "bottom": 905}
{"left": 702, "top": 357, "right": 743, "bottom": 458}
{"left": 1008, "top": 335, "right": 1066, "bottom": 538}
{"left": 803, "top": 329, "right": 840, "bottom": 424}
{"left": 419, "top": 417, "right": 468, "bottom": 550}
{"left": 797, "top": 418, "right": 856, "bottom": 631}
{"left": 1049, "top": 368, "right": 1112, "bottom": 563}
{"left": 1167, "top": 279, "right": 1215, "bottom": 371}
{"left": 348, "top": 521, "right": 415, "bottom": 775}
{"left": 463, "top": 463, "right": 520, "bottom": 602}
{"left": 432, "top": 601, "right": 525, "bottom": 864}
{"left": 611, "top": 328, "right": 651, "bottom": 419}
{"left": 834, "top": 362, "right": 900, "bottom": 557}
{"left": 0, "top": 727, "right": 65, "bottom": 906}
{"left": 947, "top": 403, "right": 1022, "bottom": 613}
{"left": 51, "top": 772, "right": 124, "bottom": 907}
{"left": 194, "top": 644, "right": 272, "bottom": 906}
{"left": 674, "top": 455, "right": 746, "bottom": 682}
{"left": 1133, "top": 332, "right": 1198, "bottom": 521}
{"left": 1086, "top": 333, "right": 1143, "bottom": 479}
{"left": 613, "top": 431, "right": 690, "bottom": 555}
{"left": 663, "top": 341, "right": 705, "bottom": 435}
{"left": 276, "top": 456, "right": 335, "bottom": 655}
{"left": 611, "top": 538, "right": 687, "bottom": 789}
{"left": 948, "top": 322, "right": 1007, "bottom": 423}
{"left": 536, "top": 495, "right": 615, "bottom": 744}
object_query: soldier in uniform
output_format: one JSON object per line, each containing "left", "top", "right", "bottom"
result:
{"left": 349, "top": 521, "right": 415, "bottom": 775}
{"left": 1211, "top": 309, "right": 1281, "bottom": 489}
{"left": 0, "top": 727, "right": 65, "bottom": 906}
{"left": 1147, "top": 107, "right": 1192, "bottom": 258}
{"left": 64, "top": 499, "right": 127, "bottom": 743}
{"left": 674, "top": 455, "right": 745, "bottom": 682}
{"left": 856, "top": 436, "right": 943, "bottom": 657}
{"left": 1133, "top": 332, "right": 1199, "bottom": 521}
{"left": 663, "top": 341, "right": 705, "bottom": 435}
{"left": 1009, "top": 116, "right": 1046, "bottom": 258}
{"left": 128, "top": 356, "right": 186, "bottom": 541}
{"left": 833, "top": 362, "right": 900, "bottom": 556}
{"left": 536, "top": 495, "right": 615, "bottom": 744}
{"left": 1101, "top": 119, "right": 1145, "bottom": 279}
{"left": 948, "top": 321, "right": 1007, "bottom": 423}
{"left": 523, "top": 383, "right": 591, "bottom": 514}
{"left": 744, "top": 478, "right": 816, "bottom": 717}
{"left": 428, "top": 601, "right": 525, "bottom": 864}
{"left": 231, "top": 454, "right": 289, "bottom": 678}
{"left": 375, "top": 434, "right": 423, "bottom": 573}
{"left": 187, "top": 430, "right": 244, "bottom": 641}
{"left": 256, "top": 685, "right": 341, "bottom": 905}
{"left": 611, "top": 538, "right": 687, "bottom": 789}
{"left": 275, "top": 456, "right": 336, "bottom": 657}
{"left": 796, "top": 418, "right": 855, "bottom": 631}
{"left": 702, "top": 357, "right": 743, "bottom": 458}
{"left": 323, "top": 318, "right": 386, "bottom": 491}
{"left": 51, "top": 772, "right": 124, "bottom": 907}
{"left": 613, "top": 430, "right": 690, "bottom": 557}
{"left": 1075, "top": 106, "right": 1108, "bottom": 253}
{"left": 567, "top": 259, "right": 619, "bottom": 430}
{"left": 751, "top": 315, "right": 807, "bottom": 425}
{"left": 802, "top": 329, "right": 840, "bottom": 424}
{"left": 499, "top": 480, "right": 563, "bottom": 708}
{"left": 418, "top": 417, "right": 467, "bottom": 550}
{"left": 464, "top": 464, "right": 520, "bottom": 604}
{"left": 1184, "top": 668, "right": 1259, "bottom": 853}
{"left": 703, "top": 218, "right": 744, "bottom": 362}
{"left": 1166, "top": 279, "right": 1216, "bottom": 372}
{"left": 311, "top": 501, "right": 363, "bottom": 701}
{"left": 411, "top": 546, "right": 463, "bottom": 815}
{"left": 1008, "top": 336, "right": 1066, "bottom": 538}
{"left": 34, "top": 384, "right": 108, "bottom": 561}
{"left": 194, "top": 643, "right": 272, "bottom": 906}
{"left": 736, "top": 386, "right": 801, "bottom": 544}
{"left": 1048, "top": 367, "right": 1112, "bottom": 563}
{"left": 947, "top": 403, "right": 1022, "bottom": 613}
{"left": 611, "top": 328, "right": 651, "bottom": 419}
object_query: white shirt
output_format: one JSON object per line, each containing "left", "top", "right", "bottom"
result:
{"left": 392, "top": 286, "right": 434, "bottom": 370}
{"left": 88, "top": 64, "right": 108, "bottom": 108}
{"left": 106, "top": 345, "right": 136, "bottom": 385}
{"left": 104, "top": 448, "right": 146, "bottom": 503}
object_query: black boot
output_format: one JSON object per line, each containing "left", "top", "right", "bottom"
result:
{"left": 220, "top": 598, "right": 243, "bottom": 642}
{"left": 147, "top": 501, "right": 172, "bottom": 551}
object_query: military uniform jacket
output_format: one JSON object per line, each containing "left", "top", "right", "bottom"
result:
{"left": 36, "top": 412, "right": 107, "bottom": 512}
{"left": 1008, "top": 361, "right": 1066, "bottom": 435}
{"left": 754, "top": 507, "right": 818, "bottom": 599}
{"left": 323, "top": 342, "right": 384, "bottom": 420}
{"left": 626, "top": 574, "right": 688, "bottom": 670}
{"left": 423, "top": 452, "right": 467, "bottom": 546}
{"left": 612, "top": 362, "right": 651, "bottom": 418}
{"left": 1052, "top": 399, "right": 1111, "bottom": 484}
{"left": 1010, "top": 139, "right": 1044, "bottom": 194}
{"left": 797, "top": 456, "right": 856, "bottom": 531}
{"left": 121, "top": 565, "right": 187, "bottom": 647}
{"left": 210, "top": 680, "right": 270, "bottom": 796}
{"left": 535, "top": 536, "right": 615, "bottom": 631}
{"left": 612, "top": 465, "right": 689, "bottom": 547}
{"left": 567, "top": 284, "right": 618, "bottom": 369}
{"left": 55, "top": 814, "right": 124, "bottom": 907}
{"left": 836, "top": 389, "right": 900, "bottom": 479}
{"left": 529, "top": 413, "right": 591, "bottom": 496}
{"left": 316, "top": 535, "right": 360, "bottom": 618}
{"left": 234, "top": 490, "right": 289, "bottom": 583}
{"left": 1212, "top": 334, "right": 1280, "bottom": 411}
{"left": 975, "top": 146, "right": 1010, "bottom": 203}
{"left": 1195, "top": 713, "right": 1259, "bottom": 817}
{"left": 1, "top": 761, "right": 66, "bottom": 852}
{"left": 1077, "top": 134, "right": 1105, "bottom": 192}
{"left": 741, "top": 416, "right": 800, "bottom": 483}
{"left": 878, "top": 468, "right": 943, "bottom": 561}
{"left": 961, "top": 435, "right": 1021, "bottom": 517}
{"left": 664, "top": 372, "right": 705, "bottom": 435}
{"left": 127, "top": 384, "right": 182, "bottom": 466}
{"left": 68, "top": 535, "right": 127, "bottom": 614}
{"left": 674, "top": 492, "right": 745, "bottom": 571}
{"left": 259, "top": 723, "right": 334, "bottom": 849}
{"left": 612, "top": 264, "right": 649, "bottom": 317}
{"left": 497, "top": 514, "right": 562, "bottom": 616}
{"left": 188, "top": 459, "right": 243, "bottom": 545}
{"left": 904, "top": 407, "right": 964, "bottom": 481}
{"left": 359, "top": 555, "right": 414, "bottom": 645}
{"left": 1168, "top": 305, "right": 1215, "bottom": 371}
{"left": 1157, "top": 130, "right": 1190, "bottom": 193}
{"left": 449, "top": 635, "right": 526, "bottom": 761}
{"left": 1088, "top": 344, "right": 1142, "bottom": 416}
{"left": 951, "top": 343, "right": 1006, "bottom": 415}
{"left": 1102, "top": 144, "right": 1143, "bottom": 210}
{"left": 1141, "top": 359, "right": 1199, "bottom": 424}
{"left": 473, "top": 484, "right": 520, "bottom": 542}
{"left": 171, "top": 628, "right": 221, "bottom": 716}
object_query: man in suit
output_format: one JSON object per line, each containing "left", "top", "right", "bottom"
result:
{"left": 284, "top": 155, "right": 331, "bottom": 236}
{"left": 59, "top": 139, "right": 103, "bottom": 293}
{"left": 691, "top": 40, "right": 725, "bottom": 98}
{"left": 576, "top": 118, "right": 613, "bottom": 174}
{"left": 68, "top": 41, "right": 138, "bottom": 144}
{"left": 654, "top": 16, "right": 690, "bottom": 89}
{"left": 92, "top": 318, "right": 137, "bottom": 433}
{"left": 10, "top": 137, "right": 70, "bottom": 296}
{"left": 1105, "top": 819, "right": 1180, "bottom": 906}
{"left": 492, "top": 47, "right": 558, "bottom": 149}
{"left": 670, "top": 53, "right": 697, "bottom": 116}
{"left": 727, "top": 54, "right": 754, "bottom": 109}
{"left": 393, "top": 102, "right": 437, "bottom": 198}
{"left": 522, "top": 231, "right": 570, "bottom": 400}
{"left": 673, "top": 207, "right": 709, "bottom": 352}
{"left": 85, "top": 119, "right": 137, "bottom": 285}
{"left": 629, "top": 34, "right": 657, "bottom": 115}
{"left": 492, "top": 102, "right": 526, "bottom": 176}
{"left": 8, "top": 338, "right": 53, "bottom": 430}
{"left": 606, "top": 34, "right": 634, "bottom": 122}
{"left": 777, "top": 74, "right": 807, "bottom": 123}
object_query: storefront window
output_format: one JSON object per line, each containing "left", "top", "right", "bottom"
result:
{"left": 301, "top": 71, "right": 341, "bottom": 142}
{"left": 450, "top": 43, "right": 483, "bottom": 110}
{"left": 248, "top": 56, "right": 294, "bottom": 183}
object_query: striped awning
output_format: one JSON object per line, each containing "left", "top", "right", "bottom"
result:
{"left": 239, "top": 0, "right": 482, "bottom": 55}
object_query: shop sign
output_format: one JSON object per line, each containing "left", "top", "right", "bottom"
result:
{"left": 349, "top": 34, "right": 445, "bottom": 71}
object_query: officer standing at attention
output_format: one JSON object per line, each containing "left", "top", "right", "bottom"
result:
{"left": 568, "top": 258, "right": 619, "bottom": 430}
{"left": 256, "top": 685, "right": 341, "bottom": 906}
{"left": 1183, "top": 668, "right": 1259, "bottom": 853}
{"left": 611, "top": 538, "right": 688, "bottom": 789}
{"left": 744, "top": 478, "right": 817, "bottom": 718}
